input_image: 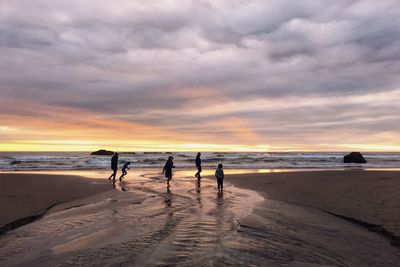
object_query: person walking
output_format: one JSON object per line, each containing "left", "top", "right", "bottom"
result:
{"left": 119, "top": 161, "right": 131, "bottom": 181}
{"left": 215, "top": 163, "right": 224, "bottom": 192}
{"left": 162, "top": 156, "right": 175, "bottom": 188}
{"left": 108, "top": 152, "right": 119, "bottom": 188}
{"left": 195, "top": 152, "right": 202, "bottom": 181}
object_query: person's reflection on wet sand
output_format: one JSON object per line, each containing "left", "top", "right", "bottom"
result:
{"left": 164, "top": 185, "right": 173, "bottom": 207}
{"left": 119, "top": 180, "right": 128, "bottom": 191}
{"left": 162, "top": 188, "right": 174, "bottom": 239}
{"left": 196, "top": 179, "right": 201, "bottom": 193}
{"left": 196, "top": 181, "right": 202, "bottom": 206}
{"left": 217, "top": 190, "right": 224, "bottom": 202}
{"left": 215, "top": 190, "right": 225, "bottom": 245}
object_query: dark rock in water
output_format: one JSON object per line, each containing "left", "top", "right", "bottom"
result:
{"left": 343, "top": 152, "right": 367, "bottom": 163}
{"left": 91, "top": 149, "right": 114, "bottom": 156}
{"left": 10, "top": 160, "right": 22, "bottom": 165}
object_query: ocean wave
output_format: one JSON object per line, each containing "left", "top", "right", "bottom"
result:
{"left": 1, "top": 152, "right": 400, "bottom": 171}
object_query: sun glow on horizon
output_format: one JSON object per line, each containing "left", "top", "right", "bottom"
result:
{"left": 0, "top": 139, "right": 399, "bottom": 152}
{"left": 1, "top": 2, "right": 400, "bottom": 154}
{"left": 0, "top": 140, "right": 276, "bottom": 152}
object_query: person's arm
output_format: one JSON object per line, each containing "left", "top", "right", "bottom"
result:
{"left": 221, "top": 170, "right": 224, "bottom": 179}
{"left": 215, "top": 170, "right": 218, "bottom": 178}
{"left": 162, "top": 162, "right": 166, "bottom": 173}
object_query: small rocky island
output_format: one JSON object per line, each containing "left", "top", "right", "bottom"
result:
{"left": 91, "top": 149, "right": 114, "bottom": 156}
{"left": 343, "top": 152, "right": 367, "bottom": 163}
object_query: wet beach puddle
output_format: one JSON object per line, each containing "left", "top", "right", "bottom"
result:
{"left": 2, "top": 170, "right": 400, "bottom": 267}
{"left": 0, "top": 170, "right": 263, "bottom": 266}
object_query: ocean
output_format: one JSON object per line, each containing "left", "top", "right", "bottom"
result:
{"left": 1, "top": 152, "right": 400, "bottom": 171}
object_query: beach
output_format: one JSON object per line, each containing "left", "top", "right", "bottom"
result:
{"left": 0, "top": 173, "right": 111, "bottom": 233}
{"left": 0, "top": 169, "right": 399, "bottom": 266}
{"left": 226, "top": 170, "right": 400, "bottom": 266}
{"left": 2, "top": 1, "right": 400, "bottom": 266}
{"left": 227, "top": 170, "right": 400, "bottom": 237}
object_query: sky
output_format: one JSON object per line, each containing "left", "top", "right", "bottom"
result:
{"left": 0, "top": 0, "right": 400, "bottom": 152}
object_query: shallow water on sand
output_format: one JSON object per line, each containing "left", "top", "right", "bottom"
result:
{"left": 0, "top": 170, "right": 263, "bottom": 266}
{"left": 1, "top": 170, "right": 400, "bottom": 267}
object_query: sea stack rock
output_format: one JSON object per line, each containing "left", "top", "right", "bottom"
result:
{"left": 91, "top": 149, "right": 114, "bottom": 156}
{"left": 343, "top": 152, "right": 367, "bottom": 163}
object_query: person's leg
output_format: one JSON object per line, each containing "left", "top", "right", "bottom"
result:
{"left": 197, "top": 167, "right": 202, "bottom": 180}
{"left": 217, "top": 179, "right": 220, "bottom": 190}
{"left": 112, "top": 169, "right": 117, "bottom": 188}
{"left": 220, "top": 179, "right": 223, "bottom": 191}
{"left": 119, "top": 171, "right": 126, "bottom": 181}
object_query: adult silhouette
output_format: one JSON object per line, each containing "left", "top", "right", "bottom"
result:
{"left": 162, "top": 156, "right": 175, "bottom": 188}
{"left": 195, "top": 152, "right": 202, "bottom": 181}
{"left": 108, "top": 152, "right": 119, "bottom": 188}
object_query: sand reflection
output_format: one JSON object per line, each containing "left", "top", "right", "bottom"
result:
{"left": 0, "top": 169, "right": 264, "bottom": 266}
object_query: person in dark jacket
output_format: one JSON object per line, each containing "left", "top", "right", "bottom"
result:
{"left": 119, "top": 161, "right": 131, "bottom": 181}
{"left": 195, "top": 152, "right": 202, "bottom": 181}
{"left": 215, "top": 163, "right": 224, "bottom": 192}
{"left": 162, "top": 156, "right": 175, "bottom": 187}
{"left": 108, "top": 153, "right": 119, "bottom": 188}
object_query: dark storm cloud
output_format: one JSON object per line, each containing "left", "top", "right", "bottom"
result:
{"left": 1, "top": 0, "right": 400, "bottom": 147}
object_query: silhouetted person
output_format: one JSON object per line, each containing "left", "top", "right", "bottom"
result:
{"left": 195, "top": 152, "right": 202, "bottom": 181}
{"left": 108, "top": 152, "right": 119, "bottom": 188}
{"left": 215, "top": 163, "right": 224, "bottom": 192}
{"left": 119, "top": 161, "right": 131, "bottom": 181}
{"left": 162, "top": 156, "right": 175, "bottom": 188}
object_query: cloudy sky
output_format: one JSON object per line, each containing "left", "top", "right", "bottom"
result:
{"left": 1, "top": 0, "right": 399, "bottom": 151}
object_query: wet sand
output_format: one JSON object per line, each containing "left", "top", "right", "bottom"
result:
{"left": 226, "top": 170, "right": 400, "bottom": 236}
{"left": 0, "top": 173, "right": 111, "bottom": 231}
{"left": 0, "top": 170, "right": 399, "bottom": 266}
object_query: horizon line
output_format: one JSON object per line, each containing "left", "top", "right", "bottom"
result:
{"left": 1, "top": 150, "right": 399, "bottom": 153}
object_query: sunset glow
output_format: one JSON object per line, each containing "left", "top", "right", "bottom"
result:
{"left": 1, "top": 1, "right": 399, "bottom": 152}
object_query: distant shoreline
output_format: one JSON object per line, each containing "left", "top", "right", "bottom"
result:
{"left": 2, "top": 151, "right": 400, "bottom": 171}
{"left": 2, "top": 167, "right": 400, "bottom": 175}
